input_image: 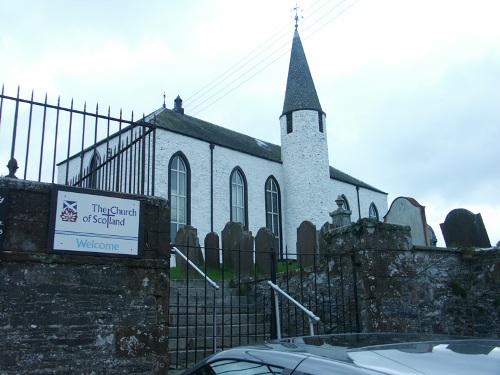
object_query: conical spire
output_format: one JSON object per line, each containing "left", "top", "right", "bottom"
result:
{"left": 282, "top": 29, "right": 323, "bottom": 115}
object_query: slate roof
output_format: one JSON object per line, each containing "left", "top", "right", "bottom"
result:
{"left": 147, "top": 107, "right": 386, "bottom": 194}
{"left": 150, "top": 107, "right": 282, "bottom": 162}
{"left": 329, "top": 166, "right": 386, "bottom": 194}
{"left": 282, "top": 29, "right": 323, "bottom": 115}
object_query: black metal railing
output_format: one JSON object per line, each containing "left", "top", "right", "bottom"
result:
{"left": 0, "top": 85, "right": 156, "bottom": 195}
{"left": 168, "top": 244, "right": 358, "bottom": 370}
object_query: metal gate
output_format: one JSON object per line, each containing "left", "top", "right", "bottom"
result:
{"left": 168, "top": 244, "right": 360, "bottom": 370}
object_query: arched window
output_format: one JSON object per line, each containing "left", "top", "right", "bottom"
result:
{"left": 169, "top": 153, "right": 190, "bottom": 242}
{"left": 230, "top": 168, "right": 247, "bottom": 226}
{"left": 341, "top": 194, "right": 350, "bottom": 211}
{"left": 87, "top": 151, "right": 101, "bottom": 189}
{"left": 369, "top": 203, "right": 379, "bottom": 220}
{"left": 265, "top": 177, "right": 282, "bottom": 254}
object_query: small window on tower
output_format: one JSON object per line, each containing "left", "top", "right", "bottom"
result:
{"left": 318, "top": 112, "right": 323, "bottom": 133}
{"left": 286, "top": 113, "right": 293, "bottom": 134}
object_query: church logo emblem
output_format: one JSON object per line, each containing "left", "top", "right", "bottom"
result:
{"left": 60, "top": 200, "right": 78, "bottom": 222}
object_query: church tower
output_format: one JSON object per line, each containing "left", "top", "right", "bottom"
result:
{"left": 280, "top": 26, "right": 331, "bottom": 254}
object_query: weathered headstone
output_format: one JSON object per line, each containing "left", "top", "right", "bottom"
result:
{"left": 204, "top": 231, "right": 220, "bottom": 271}
{"left": 174, "top": 225, "right": 204, "bottom": 277}
{"left": 427, "top": 224, "right": 437, "bottom": 247}
{"left": 297, "top": 220, "right": 317, "bottom": 268}
{"left": 221, "top": 221, "right": 244, "bottom": 271}
{"left": 255, "top": 227, "right": 276, "bottom": 275}
{"left": 384, "top": 196, "right": 430, "bottom": 246}
{"left": 440, "top": 208, "right": 491, "bottom": 248}
{"left": 318, "top": 222, "right": 331, "bottom": 256}
{"left": 235, "top": 231, "right": 254, "bottom": 277}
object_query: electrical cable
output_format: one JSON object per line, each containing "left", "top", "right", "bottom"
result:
{"left": 185, "top": 0, "right": 359, "bottom": 116}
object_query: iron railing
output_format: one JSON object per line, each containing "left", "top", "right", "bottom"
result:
{"left": 171, "top": 245, "right": 220, "bottom": 353}
{"left": 0, "top": 85, "right": 156, "bottom": 195}
{"left": 168, "top": 243, "right": 359, "bottom": 370}
{"left": 268, "top": 280, "right": 321, "bottom": 338}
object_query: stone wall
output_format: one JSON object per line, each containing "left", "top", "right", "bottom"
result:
{"left": 0, "top": 178, "right": 170, "bottom": 374}
{"left": 262, "top": 219, "right": 499, "bottom": 338}
{"left": 324, "top": 219, "right": 500, "bottom": 337}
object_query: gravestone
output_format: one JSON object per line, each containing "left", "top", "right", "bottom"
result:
{"left": 255, "top": 227, "right": 276, "bottom": 275}
{"left": 221, "top": 221, "right": 244, "bottom": 271}
{"left": 440, "top": 208, "right": 491, "bottom": 248}
{"left": 297, "top": 220, "right": 317, "bottom": 268}
{"left": 235, "top": 231, "right": 255, "bottom": 277}
{"left": 427, "top": 224, "right": 437, "bottom": 247}
{"left": 204, "top": 232, "right": 220, "bottom": 271}
{"left": 318, "top": 222, "right": 331, "bottom": 256}
{"left": 384, "top": 196, "right": 430, "bottom": 246}
{"left": 174, "top": 225, "right": 204, "bottom": 277}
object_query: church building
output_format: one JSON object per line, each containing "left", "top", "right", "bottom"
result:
{"left": 60, "top": 26, "right": 388, "bottom": 255}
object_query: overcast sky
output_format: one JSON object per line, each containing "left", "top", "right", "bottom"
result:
{"left": 1, "top": 0, "right": 499, "bottom": 246}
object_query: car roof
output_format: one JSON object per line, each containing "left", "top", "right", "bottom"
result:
{"left": 182, "top": 334, "right": 500, "bottom": 375}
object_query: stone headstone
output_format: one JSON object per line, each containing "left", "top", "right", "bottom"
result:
{"left": 384, "top": 197, "right": 430, "bottom": 246}
{"left": 174, "top": 225, "right": 204, "bottom": 277}
{"left": 427, "top": 224, "right": 437, "bottom": 247}
{"left": 318, "top": 222, "right": 331, "bottom": 256}
{"left": 235, "top": 231, "right": 254, "bottom": 278}
{"left": 440, "top": 208, "right": 491, "bottom": 248}
{"left": 204, "top": 232, "right": 220, "bottom": 271}
{"left": 255, "top": 227, "right": 277, "bottom": 275}
{"left": 297, "top": 221, "right": 317, "bottom": 268}
{"left": 221, "top": 221, "right": 244, "bottom": 271}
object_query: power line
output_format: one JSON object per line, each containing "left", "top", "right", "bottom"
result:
{"left": 185, "top": 0, "right": 333, "bottom": 111}
{"left": 186, "top": 0, "right": 359, "bottom": 116}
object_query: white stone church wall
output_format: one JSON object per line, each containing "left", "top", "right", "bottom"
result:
{"left": 154, "top": 129, "right": 284, "bottom": 249}
{"left": 327, "top": 179, "right": 387, "bottom": 222}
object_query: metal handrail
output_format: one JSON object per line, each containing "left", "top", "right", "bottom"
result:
{"left": 171, "top": 245, "right": 220, "bottom": 352}
{"left": 268, "top": 280, "right": 320, "bottom": 339}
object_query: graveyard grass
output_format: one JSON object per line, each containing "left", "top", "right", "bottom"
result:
{"left": 170, "top": 260, "right": 299, "bottom": 280}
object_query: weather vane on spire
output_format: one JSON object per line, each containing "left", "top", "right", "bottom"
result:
{"left": 293, "top": 2, "right": 303, "bottom": 29}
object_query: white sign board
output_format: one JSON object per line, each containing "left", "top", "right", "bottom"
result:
{"left": 51, "top": 187, "right": 142, "bottom": 256}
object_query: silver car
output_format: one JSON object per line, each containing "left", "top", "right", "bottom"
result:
{"left": 179, "top": 334, "right": 500, "bottom": 375}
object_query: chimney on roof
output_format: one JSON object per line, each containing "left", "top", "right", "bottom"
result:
{"left": 173, "top": 95, "right": 184, "bottom": 115}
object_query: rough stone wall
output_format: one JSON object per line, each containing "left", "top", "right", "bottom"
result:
{"left": 0, "top": 178, "right": 170, "bottom": 374}
{"left": 325, "top": 219, "right": 500, "bottom": 337}
{"left": 260, "top": 219, "right": 499, "bottom": 338}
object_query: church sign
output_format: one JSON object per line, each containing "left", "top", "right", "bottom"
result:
{"left": 49, "top": 185, "right": 144, "bottom": 257}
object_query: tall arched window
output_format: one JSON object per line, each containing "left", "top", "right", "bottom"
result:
{"left": 87, "top": 151, "right": 101, "bottom": 189}
{"left": 169, "top": 153, "right": 190, "bottom": 241}
{"left": 369, "top": 203, "right": 379, "bottom": 220}
{"left": 230, "top": 168, "right": 247, "bottom": 226}
{"left": 265, "top": 177, "right": 282, "bottom": 254}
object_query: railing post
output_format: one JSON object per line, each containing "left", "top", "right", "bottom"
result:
{"left": 270, "top": 248, "right": 277, "bottom": 339}
{"left": 351, "top": 253, "right": 361, "bottom": 333}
